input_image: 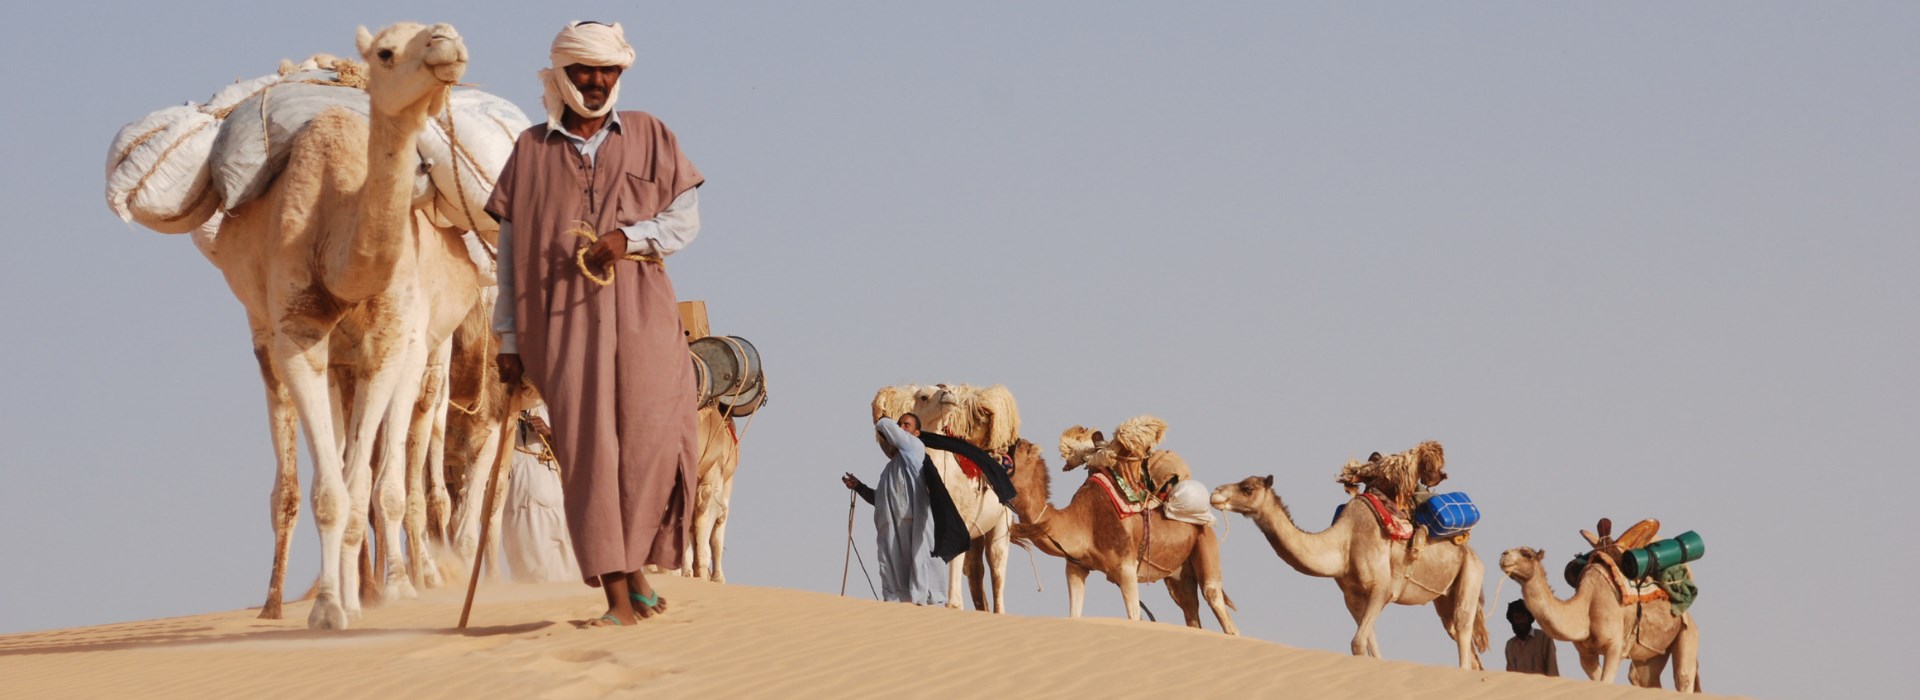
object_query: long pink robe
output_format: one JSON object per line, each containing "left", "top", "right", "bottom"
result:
{"left": 486, "top": 111, "right": 704, "bottom": 583}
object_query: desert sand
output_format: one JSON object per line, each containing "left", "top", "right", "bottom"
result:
{"left": 0, "top": 577, "right": 1740, "bottom": 699}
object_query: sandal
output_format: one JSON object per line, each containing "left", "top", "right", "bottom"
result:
{"left": 583, "top": 614, "right": 624, "bottom": 628}
{"left": 630, "top": 591, "right": 667, "bottom": 614}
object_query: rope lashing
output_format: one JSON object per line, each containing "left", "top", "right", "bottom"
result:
{"left": 571, "top": 222, "right": 662, "bottom": 286}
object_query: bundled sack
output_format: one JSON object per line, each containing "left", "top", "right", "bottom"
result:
{"left": 208, "top": 71, "right": 372, "bottom": 210}
{"left": 1413, "top": 491, "right": 1480, "bottom": 539}
{"left": 1161, "top": 479, "right": 1216, "bottom": 526}
{"left": 420, "top": 90, "right": 531, "bottom": 233}
{"left": 104, "top": 105, "right": 222, "bottom": 233}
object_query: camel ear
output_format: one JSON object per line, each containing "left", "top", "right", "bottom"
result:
{"left": 1529, "top": 548, "right": 1545, "bottom": 561}
{"left": 355, "top": 26, "right": 375, "bottom": 58}
{"left": 1091, "top": 431, "right": 1105, "bottom": 444}
{"left": 1262, "top": 474, "right": 1274, "bottom": 488}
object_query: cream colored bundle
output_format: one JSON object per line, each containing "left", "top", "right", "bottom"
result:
{"left": 103, "top": 105, "right": 221, "bottom": 233}
{"left": 420, "top": 90, "right": 532, "bottom": 234}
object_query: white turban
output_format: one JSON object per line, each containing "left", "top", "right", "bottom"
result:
{"left": 538, "top": 21, "right": 636, "bottom": 129}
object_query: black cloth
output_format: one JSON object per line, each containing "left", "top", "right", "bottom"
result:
{"left": 921, "top": 459, "right": 971, "bottom": 562}
{"left": 916, "top": 432, "right": 1018, "bottom": 505}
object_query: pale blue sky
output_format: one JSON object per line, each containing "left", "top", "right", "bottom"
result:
{"left": 2, "top": 2, "right": 1914, "bottom": 697}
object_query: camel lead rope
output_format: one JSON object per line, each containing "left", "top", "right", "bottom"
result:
{"left": 571, "top": 223, "right": 662, "bottom": 286}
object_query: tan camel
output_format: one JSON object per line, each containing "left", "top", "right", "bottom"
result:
{"left": 1210, "top": 475, "right": 1487, "bottom": 668}
{"left": 871, "top": 384, "right": 1017, "bottom": 612}
{"left": 1006, "top": 436, "right": 1237, "bottom": 634}
{"left": 684, "top": 405, "right": 741, "bottom": 582}
{"left": 1499, "top": 548, "right": 1701, "bottom": 691}
{"left": 210, "top": 22, "right": 470, "bottom": 628}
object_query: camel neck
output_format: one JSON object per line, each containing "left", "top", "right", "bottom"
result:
{"left": 1519, "top": 567, "right": 1593, "bottom": 642}
{"left": 1252, "top": 495, "right": 1348, "bottom": 579}
{"left": 330, "top": 108, "right": 426, "bottom": 302}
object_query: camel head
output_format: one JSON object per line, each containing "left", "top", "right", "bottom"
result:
{"left": 1210, "top": 475, "right": 1276, "bottom": 514}
{"left": 355, "top": 22, "right": 468, "bottom": 119}
{"left": 1058, "top": 425, "right": 1105, "bottom": 471}
{"left": 1498, "top": 547, "right": 1546, "bottom": 581}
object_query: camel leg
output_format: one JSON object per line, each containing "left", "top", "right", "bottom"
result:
{"left": 986, "top": 516, "right": 1009, "bottom": 614}
{"left": 1630, "top": 656, "right": 1668, "bottom": 689}
{"left": 452, "top": 418, "right": 503, "bottom": 567}
{"left": 1353, "top": 585, "right": 1391, "bottom": 657}
{"left": 1577, "top": 647, "right": 1603, "bottom": 681}
{"left": 1117, "top": 560, "right": 1143, "bottom": 621}
{"left": 945, "top": 543, "right": 968, "bottom": 610}
{"left": 1599, "top": 646, "right": 1625, "bottom": 685}
{"left": 1065, "top": 563, "right": 1089, "bottom": 618}
{"left": 708, "top": 473, "right": 733, "bottom": 583}
{"left": 1166, "top": 567, "right": 1202, "bottom": 629}
{"left": 965, "top": 540, "right": 989, "bottom": 611}
{"left": 374, "top": 344, "right": 430, "bottom": 602}
{"left": 1193, "top": 525, "right": 1238, "bottom": 636}
{"left": 253, "top": 341, "right": 302, "bottom": 621}
{"left": 690, "top": 471, "right": 722, "bottom": 579}
{"left": 276, "top": 336, "right": 349, "bottom": 630}
{"left": 1672, "top": 616, "right": 1700, "bottom": 693}
{"left": 402, "top": 346, "right": 449, "bottom": 590}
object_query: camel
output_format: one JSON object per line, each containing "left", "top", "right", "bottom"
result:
{"left": 871, "top": 384, "right": 1018, "bottom": 613}
{"left": 1499, "top": 548, "right": 1701, "bottom": 691}
{"left": 683, "top": 405, "right": 741, "bottom": 582}
{"left": 209, "top": 22, "right": 473, "bottom": 628}
{"left": 1004, "top": 432, "right": 1237, "bottom": 634}
{"left": 1210, "top": 475, "right": 1487, "bottom": 668}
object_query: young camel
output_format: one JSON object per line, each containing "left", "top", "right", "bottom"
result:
{"left": 212, "top": 22, "right": 471, "bottom": 628}
{"left": 1210, "top": 476, "right": 1487, "bottom": 668}
{"left": 1007, "top": 439, "right": 1237, "bottom": 634}
{"left": 1499, "top": 548, "right": 1701, "bottom": 692}
{"left": 685, "top": 405, "right": 741, "bottom": 582}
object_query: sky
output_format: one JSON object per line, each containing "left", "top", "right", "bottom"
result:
{"left": 2, "top": 2, "right": 1915, "bottom": 697}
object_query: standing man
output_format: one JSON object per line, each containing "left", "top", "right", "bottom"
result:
{"left": 488, "top": 20, "right": 705, "bottom": 628}
{"left": 1504, "top": 600, "right": 1560, "bottom": 676}
{"left": 841, "top": 413, "right": 946, "bottom": 605}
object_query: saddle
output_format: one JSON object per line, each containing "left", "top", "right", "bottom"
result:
{"left": 1090, "top": 473, "right": 1145, "bottom": 519}
{"left": 1357, "top": 492, "right": 1414, "bottom": 541}
{"left": 1577, "top": 518, "right": 1670, "bottom": 605}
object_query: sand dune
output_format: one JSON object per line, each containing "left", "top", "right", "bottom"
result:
{"left": 0, "top": 578, "right": 1741, "bottom": 699}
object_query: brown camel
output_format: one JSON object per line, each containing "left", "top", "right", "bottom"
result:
{"left": 1499, "top": 548, "right": 1701, "bottom": 692}
{"left": 1210, "top": 476, "right": 1487, "bottom": 668}
{"left": 1006, "top": 439, "right": 1237, "bottom": 634}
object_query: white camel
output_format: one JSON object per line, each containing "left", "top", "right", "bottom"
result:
{"left": 208, "top": 22, "right": 474, "bottom": 628}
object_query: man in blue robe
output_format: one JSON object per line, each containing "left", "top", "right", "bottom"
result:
{"left": 841, "top": 413, "right": 946, "bottom": 604}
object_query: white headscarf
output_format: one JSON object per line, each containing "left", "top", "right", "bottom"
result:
{"left": 538, "top": 21, "right": 636, "bottom": 130}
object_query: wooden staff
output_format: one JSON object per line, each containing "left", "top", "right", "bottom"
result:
{"left": 458, "top": 391, "right": 519, "bottom": 628}
{"left": 840, "top": 491, "right": 856, "bottom": 596}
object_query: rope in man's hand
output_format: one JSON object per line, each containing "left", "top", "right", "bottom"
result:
{"left": 571, "top": 222, "right": 662, "bottom": 286}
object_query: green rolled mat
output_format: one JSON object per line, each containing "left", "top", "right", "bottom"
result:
{"left": 1621, "top": 530, "right": 1704, "bottom": 579}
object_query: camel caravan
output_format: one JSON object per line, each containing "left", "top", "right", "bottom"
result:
{"left": 105, "top": 20, "right": 1704, "bottom": 693}
{"left": 104, "top": 22, "right": 762, "bottom": 629}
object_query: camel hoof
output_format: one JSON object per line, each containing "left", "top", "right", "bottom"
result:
{"left": 308, "top": 597, "right": 349, "bottom": 630}
{"left": 711, "top": 573, "right": 726, "bottom": 584}
{"left": 258, "top": 600, "right": 283, "bottom": 620}
{"left": 385, "top": 576, "right": 419, "bottom": 600}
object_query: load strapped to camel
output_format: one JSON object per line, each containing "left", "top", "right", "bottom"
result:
{"left": 1564, "top": 518, "right": 1704, "bottom": 615}
{"left": 104, "top": 54, "right": 529, "bottom": 237}
{"left": 1334, "top": 441, "right": 1481, "bottom": 543}
{"left": 1058, "top": 417, "right": 1214, "bottom": 526}
{"left": 680, "top": 301, "right": 767, "bottom": 418}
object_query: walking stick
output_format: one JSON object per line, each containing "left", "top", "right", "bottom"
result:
{"left": 840, "top": 491, "right": 856, "bottom": 596}
{"left": 458, "top": 390, "right": 520, "bottom": 629}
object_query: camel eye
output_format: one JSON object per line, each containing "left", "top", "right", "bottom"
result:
{"left": 1240, "top": 485, "right": 1251, "bottom": 494}
{"left": 377, "top": 49, "right": 394, "bottom": 63}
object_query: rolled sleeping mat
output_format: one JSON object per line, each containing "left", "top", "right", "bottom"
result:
{"left": 1620, "top": 530, "right": 1705, "bottom": 580}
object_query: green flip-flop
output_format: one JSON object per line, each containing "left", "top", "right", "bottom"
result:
{"left": 585, "top": 614, "right": 624, "bottom": 628}
{"left": 630, "top": 591, "right": 665, "bottom": 612}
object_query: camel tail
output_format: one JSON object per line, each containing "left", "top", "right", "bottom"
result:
{"left": 1472, "top": 604, "right": 1489, "bottom": 654}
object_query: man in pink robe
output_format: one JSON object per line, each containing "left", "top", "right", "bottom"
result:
{"left": 488, "top": 20, "right": 704, "bottom": 628}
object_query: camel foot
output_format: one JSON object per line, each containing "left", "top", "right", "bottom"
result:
{"left": 308, "top": 596, "right": 349, "bottom": 630}
{"left": 711, "top": 572, "right": 726, "bottom": 584}
{"left": 384, "top": 574, "right": 419, "bottom": 601}
{"left": 422, "top": 564, "right": 445, "bottom": 589}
